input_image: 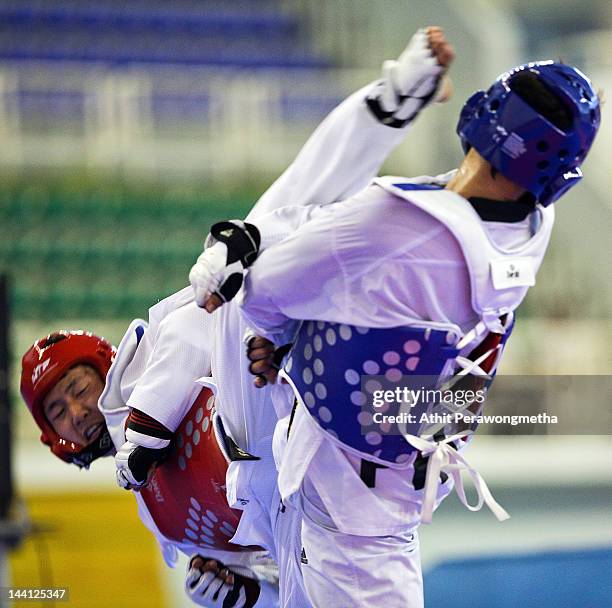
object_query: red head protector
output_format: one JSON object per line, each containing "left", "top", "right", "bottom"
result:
{"left": 20, "top": 330, "right": 116, "bottom": 467}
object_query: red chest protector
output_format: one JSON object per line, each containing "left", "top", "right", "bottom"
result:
{"left": 140, "top": 387, "right": 249, "bottom": 552}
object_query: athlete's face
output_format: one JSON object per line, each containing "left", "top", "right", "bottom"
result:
{"left": 42, "top": 364, "right": 105, "bottom": 446}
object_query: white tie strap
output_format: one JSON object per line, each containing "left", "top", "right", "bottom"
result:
{"left": 402, "top": 431, "right": 510, "bottom": 524}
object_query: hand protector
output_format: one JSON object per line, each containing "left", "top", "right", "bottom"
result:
{"left": 185, "top": 557, "right": 267, "bottom": 608}
{"left": 115, "top": 439, "right": 170, "bottom": 490}
{"left": 366, "top": 28, "right": 445, "bottom": 128}
{"left": 115, "top": 409, "right": 173, "bottom": 490}
{"left": 190, "top": 220, "right": 261, "bottom": 308}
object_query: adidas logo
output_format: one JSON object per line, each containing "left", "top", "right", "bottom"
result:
{"left": 300, "top": 548, "right": 308, "bottom": 565}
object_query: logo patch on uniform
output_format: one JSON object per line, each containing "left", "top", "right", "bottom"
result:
{"left": 300, "top": 548, "right": 308, "bottom": 564}
{"left": 501, "top": 133, "right": 527, "bottom": 159}
{"left": 490, "top": 257, "right": 536, "bottom": 290}
{"left": 149, "top": 477, "right": 165, "bottom": 503}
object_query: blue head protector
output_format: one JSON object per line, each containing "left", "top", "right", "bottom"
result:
{"left": 457, "top": 61, "right": 600, "bottom": 206}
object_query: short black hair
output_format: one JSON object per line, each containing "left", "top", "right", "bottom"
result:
{"left": 510, "top": 71, "right": 573, "bottom": 131}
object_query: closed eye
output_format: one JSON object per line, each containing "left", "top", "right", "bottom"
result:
{"left": 49, "top": 404, "right": 65, "bottom": 421}
{"left": 75, "top": 383, "right": 89, "bottom": 398}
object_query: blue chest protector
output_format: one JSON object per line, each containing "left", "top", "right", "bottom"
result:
{"left": 284, "top": 321, "right": 464, "bottom": 464}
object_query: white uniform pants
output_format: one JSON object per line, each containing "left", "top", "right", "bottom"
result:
{"left": 299, "top": 476, "right": 424, "bottom": 608}
{"left": 272, "top": 405, "right": 457, "bottom": 608}
{"left": 272, "top": 494, "right": 313, "bottom": 608}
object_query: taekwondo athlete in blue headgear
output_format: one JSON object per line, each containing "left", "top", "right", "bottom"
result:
{"left": 189, "top": 28, "right": 601, "bottom": 608}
